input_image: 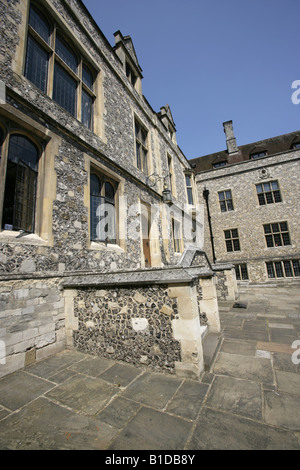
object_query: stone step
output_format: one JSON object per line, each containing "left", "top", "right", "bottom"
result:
{"left": 202, "top": 332, "right": 222, "bottom": 372}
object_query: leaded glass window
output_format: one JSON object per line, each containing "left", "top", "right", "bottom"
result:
{"left": 25, "top": 4, "right": 96, "bottom": 129}
{"left": 90, "top": 173, "right": 117, "bottom": 244}
{"left": 2, "top": 134, "right": 39, "bottom": 233}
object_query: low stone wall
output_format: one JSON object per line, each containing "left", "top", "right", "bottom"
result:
{"left": 0, "top": 265, "right": 222, "bottom": 379}
{"left": 62, "top": 266, "right": 220, "bottom": 378}
{"left": 0, "top": 276, "right": 65, "bottom": 377}
{"left": 72, "top": 285, "right": 181, "bottom": 374}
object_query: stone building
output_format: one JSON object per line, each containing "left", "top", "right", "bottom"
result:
{"left": 0, "top": 0, "right": 235, "bottom": 378}
{"left": 190, "top": 121, "right": 300, "bottom": 285}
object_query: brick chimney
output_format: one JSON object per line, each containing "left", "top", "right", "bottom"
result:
{"left": 223, "top": 120, "right": 238, "bottom": 154}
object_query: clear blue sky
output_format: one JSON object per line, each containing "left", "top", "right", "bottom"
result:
{"left": 82, "top": 0, "right": 299, "bottom": 159}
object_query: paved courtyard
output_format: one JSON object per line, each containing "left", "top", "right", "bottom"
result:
{"left": 0, "top": 284, "right": 299, "bottom": 450}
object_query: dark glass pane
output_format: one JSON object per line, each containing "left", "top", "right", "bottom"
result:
{"left": 13, "top": 162, "right": 37, "bottom": 232}
{"left": 224, "top": 230, "right": 231, "bottom": 239}
{"left": 2, "top": 161, "right": 17, "bottom": 229}
{"left": 81, "top": 89, "right": 93, "bottom": 129}
{"left": 220, "top": 201, "right": 226, "bottom": 212}
{"left": 264, "top": 224, "right": 271, "bottom": 234}
{"left": 186, "top": 175, "right": 192, "bottom": 187}
{"left": 227, "top": 200, "right": 234, "bottom": 211}
{"left": 263, "top": 183, "right": 271, "bottom": 192}
{"left": 55, "top": 35, "right": 77, "bottom": 72}
{"left": 2, "top": 135, "right": 39, "bottom": 232}
{"left": 271, "top": 223, "right": 279, "bottom": 233}
{"left": 53, "top": 62, "right": 77, "bottom": 116}
{"left": 280, "top": 222, "right": 288, "bottom": 232}
{"left": 273, "top": 190, "right": 282, "bottom": 203}
{"left": 105, "top": 182, "right": 115, "bottom": 203}
{"left": 29, "top": 6, "right": 51, "bottom": 43}
{"left": 226, "top": 240, "right": 233, "bottom": 252}
{"left": 225, "top": 190, "right": 232, "bottom": 199}
{"left": 266, "top": 262, "right": 275, "bottom": 278}
{"left": 256, "top": 184, "right": 263, "bottom": 194}
{"left": 282, "top": 232, "right": 291, "bottom": 246}
{"left": 292, "top": 260, "right": 300, "bottom": 276}
{"left": 82, "top": 65, "right": 93, "bottom": 90}
{"left": 275, "top": 262, "right": 283, "bottom": 277}
{"left": 90, "top": 174, "right": 101, "bottom": 196}
{"left": 240, "top": 264, "right": 248, "bottom": 280}
{"left": 271, "top": 181, "right": 279, "bottom": 190}
{"left": 90, "top": 194, "right": 104, "bottom": 241}
{"left": 265, "top": 192, "right": 273, "bottom": 204}
{"left": 265, "top": 235, "right": 274, "bottom": 247}
{"left": 273, "top": 233, "right": 282, "bottom": 246}
{"left": 234, "top": 265, "right": 241, "bottom": 280}
{"left": 25, "top": 35, "right": 48, "bottom": 93}
{"left": 136, "top": 142, "right": 141, "bottom": 169}
{"left": 187, "top": 187, "right": 194, "bottom": 205}
{"left": 141, "top": 129, "right": 147, "bottom": 146}
{"left": 231, "top": 229, "right": 238, "bottom": 238}
{"left": 258, "top": 194, "right": 266, "bottom": 205}
{"left": 283, "top": 261, "right": 293, "bottom": 277}
{"left": 142, "top": 148, "right": 148, "bottom": 175}
{"left": 8, "top": 134, "right": 39, "bottom": 170}
{"left": 233, "top": 239, "right": 240, "bottom": 251}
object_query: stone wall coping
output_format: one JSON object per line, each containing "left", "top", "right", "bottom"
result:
{"left": 60, "top": 265, "right": 214, "bottom": 289}
{"left": 212, "top": 263, "right": 235, "bottom": 271}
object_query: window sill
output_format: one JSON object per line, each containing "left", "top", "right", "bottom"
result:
{"left": 0, "top": 230, "right": 47, "bottom": 246}
{"left": 89, "top": 241, "right": 125, "bottom": 253}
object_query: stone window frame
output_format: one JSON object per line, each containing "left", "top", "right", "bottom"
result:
{"left": 263, "top": 221, "right": 291, "bottom": 248}
{"left": 218, "top": 189, "right": 234, "bottom": 212}
{"left": 84, "top": 155, "right": 126, "bottom": 252}
{"left": 24, "top": 1, "right": 97, "bottom": 130}
{"left": 0, "top": 110, "right": 55, "bottom": 246}
{"left": 255, "top": 180, "right": 282, "bottom": 206}
{"left": 234, "top": 263, "right": 249, "bottom": 280}
{"left": 224, "top": 228, "right": 241, "bottom": 252}
{"left": 266, "top": 259, "right": 300, "bottom": 279}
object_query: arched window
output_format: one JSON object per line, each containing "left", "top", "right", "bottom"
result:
{"left": 90, "top": 173, "right": 117, "bottom": 243}
{"left": 2, "top": 134, "right": 39, "bottom": 232}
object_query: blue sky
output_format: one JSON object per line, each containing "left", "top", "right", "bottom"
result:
{"left": 82, "top": 0, "right": 299, "bottom": 159}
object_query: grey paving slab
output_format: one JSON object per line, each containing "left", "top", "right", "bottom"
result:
{"left": 264, "top": 390, "right": 300, "bottom": 431}
{"left": 205, "top": 375, "right": 262, "bottom": 420}
{"left": 69, "top": 356, "right": 115, "bottom": 377}
{"left": 187, "top": 407, "right": 300, "bottom": 450}
{"left": 25, "top": 350, "right": 86, "bottom": 379}
{"left": 122, "top": 371, "right": 182, "bottom": 409}
{"left": 0, "top": 371, "right": 55, "bottom": 411}
{"left": 45, "top": 374, "right": 119, "bottom": 415}
{"left": 0, "top": 397, "right": 118, "bottom": 450}
{"left": 213, "top": 351, "right": 274, "bottom": 384}
{"left": 275, "top": 370, "right": 300, "bottom": 395}
{"left": 98, "top": 362, "right": 143, "bottom": 387}
{"left": 96, "top": 396, "right": 141, "bottom": 429}
{"left": 108, "top": 406, "right": 192, "bottom": 450}
{"left": 220, "top": 338, "right": 256, "bottom": 356}
{"left": 273, "top": 352, "right": 300, "bottom": 374}
{"left": 166, "top": 380, "right": 209, "bottom": 420}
